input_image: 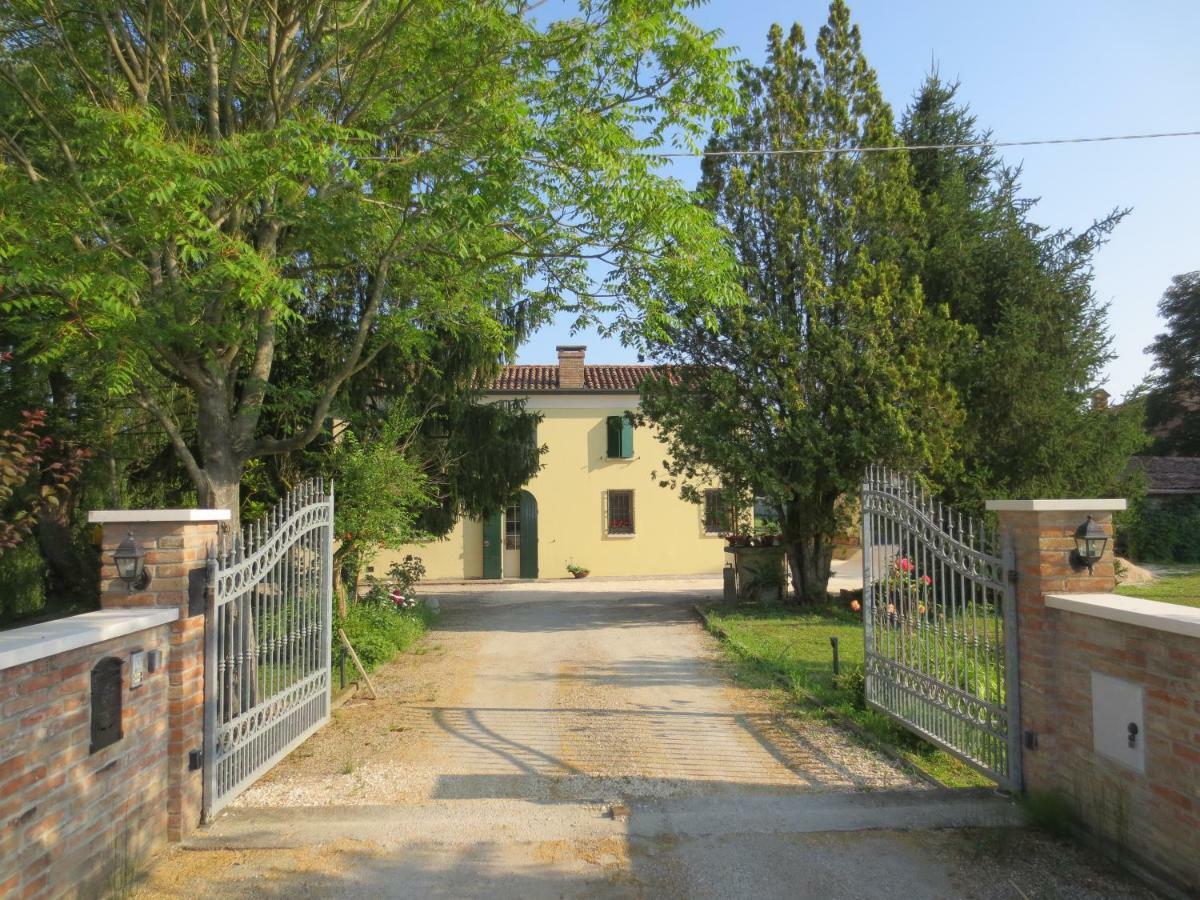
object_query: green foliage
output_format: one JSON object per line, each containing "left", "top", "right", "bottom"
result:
{"left": 387, "top": 557, "right": 427, "bottom": 598}
{"left": 833, "top": 665, "right": 866, "bottom": 710}
{"left": 0, "top": 0, "right": 741, "bottom": 518}
{"left": 330, "top": 412, "right": 433, "bottom": 591}
{"left": 419, "top": 400, "right": 544, "bottom": 535}
{"left": 902, "top": 74, "right": 1146, "bottom": 505}
{"left": 337, "top": 602, "right": 433, "bottom": 673}
{"left": 0, "top": 408, "right": 87, "bottom": 552}
{"left": 565, "top": 562, "right": 589, "bottom": 576}
{"left": 0, "top": 541, "right": 47, "bottom": 625}
{"left": 1143, "top": 272, "right": 1200, "bottom": 456}
{"left": 1118, "top": 495, "right": 1200, "bottom": 564}
{"left": 641, "top": 4, "right": 960, "bottom": 603}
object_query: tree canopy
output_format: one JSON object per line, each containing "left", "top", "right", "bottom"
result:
{"left": 902, "top": 74, "right": 1145, "bottom": 504}
{"left": 0, "top": 0, "right": 741, "bottom": 527}
{"left": 1144, "top": 271, "right": 1200, "bottom": 456}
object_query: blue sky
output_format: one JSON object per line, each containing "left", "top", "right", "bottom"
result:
{"left": 517, "top": 0, "right": 1200, "bottom": 399}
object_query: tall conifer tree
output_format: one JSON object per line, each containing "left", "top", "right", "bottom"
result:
{"left": 1143, "top": 272, "right": 1200, "bottom": 456}
{"left": 641, "top": 3, "right": 959, "bottom": 603}
{"left": 902, "top": 75, "right": 1145, "bottom": 503}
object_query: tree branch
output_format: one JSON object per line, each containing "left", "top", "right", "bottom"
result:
{"left": 133, "top": 390, "right": 208, "bottom": 496}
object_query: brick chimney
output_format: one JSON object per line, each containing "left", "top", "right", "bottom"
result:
{"left": 557, "top": 345, "right": 586, "bottom": 389}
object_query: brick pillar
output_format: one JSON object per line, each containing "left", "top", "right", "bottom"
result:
{"left": 556, "top": 344, "right": 586, "bottom": 388}
{"left": 87, "top": 509, "right": 230, "bottom": 840}
{"left": 985, "top": 498, "right": 1126, "bottom": 792}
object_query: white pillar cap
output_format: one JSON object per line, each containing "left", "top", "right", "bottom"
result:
{"left": 984, "top": 499, "right": 1126, "bottom": 512}
{"left": 88, "top": 509, "right": 232, "bottom": 523}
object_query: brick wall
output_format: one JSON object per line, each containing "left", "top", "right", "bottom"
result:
{"left": 92, "top": 511, "right": 225, "bottom": 841}
{"left": 0, "top": 622, "right": 173, "bottom": 899}
{"left": 1034, "top": 608, "right": 1200, "bottom": 889}
{"left": 991, "top": 500, "right": 1200, "bottom": 893}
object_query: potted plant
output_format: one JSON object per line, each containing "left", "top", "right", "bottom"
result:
{"left": 566, "top": 562, "right": 590, "bottom": 579}
{"left": 723, "top": 531, "right": 787, "bottom": 602}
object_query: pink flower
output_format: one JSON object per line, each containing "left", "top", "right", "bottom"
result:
{"left": 921, "top": 574, "right": 932, "bottom": 586}
{"left": 897, "top": 557, "right": 914, "bottom": 574}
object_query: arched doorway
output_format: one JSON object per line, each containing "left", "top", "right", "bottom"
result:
{"left": 483, "top": 491, "right": 538, "bottom": 579}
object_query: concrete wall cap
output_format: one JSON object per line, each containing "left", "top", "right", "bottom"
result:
{"left": 984, "top": 498, "right": 1127, "bottom": 512}
{"left": 0, "top": 608, "right": 179, "bottom": 670}
{"left": 88, "top": 508, "right": 231, "bottom": 523}
{"left": 1046, "top": 592, "right": 1200, "bottom": 639}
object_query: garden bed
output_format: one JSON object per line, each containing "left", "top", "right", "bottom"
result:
{"left": 700, "top": 602, "right": 992, "bottom": 788}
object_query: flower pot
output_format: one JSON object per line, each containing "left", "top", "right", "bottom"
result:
{"left": 572, "top": 571, "right": 589, "bottom": 579}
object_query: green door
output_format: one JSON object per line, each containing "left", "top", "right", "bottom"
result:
{"left": 482, "top": 510, "right": 501, "bottom": 579}
{"left": 519, "top": 490, "right": 538, "bottom": 579}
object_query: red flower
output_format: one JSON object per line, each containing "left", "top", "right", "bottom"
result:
{"left": 896, "top": 557, "right": 914, "bottom": 574}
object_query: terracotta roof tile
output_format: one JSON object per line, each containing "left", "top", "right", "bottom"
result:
{"left": 489, "top": 364, "right": 675, "bottom": 393}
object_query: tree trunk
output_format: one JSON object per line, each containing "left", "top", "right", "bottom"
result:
{"left": 35, "top": 499, "right": 97, "bottom": 605}
{"left": 785, "top": 534, "right": 834, "bottom": 605}
{"left": 195, "top": 388, "right": 245, "bottom": 532}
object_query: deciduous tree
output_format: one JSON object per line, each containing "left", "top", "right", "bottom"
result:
{"left": 0, "top": 1, "right": 739, "bottom": 527}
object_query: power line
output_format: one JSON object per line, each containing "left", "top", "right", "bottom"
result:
{"left": 654, "top": 129, "right": 1200, "bottom": 158}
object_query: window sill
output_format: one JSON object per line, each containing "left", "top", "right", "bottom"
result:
{"left": 605, "top": 533, "right": 636, "bottom": 539}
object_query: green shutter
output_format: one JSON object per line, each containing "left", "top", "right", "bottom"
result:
{"left": 606, "top": 415, "right": 634, "bottom": 459}
{"left": 519, "top": 490, "right": 538, "bottom": 579}
{"left": 482, "top": 511, "right": 501, "bottom": 579}
{"left": 606, "top": 416, "right": 621, "bottom": 458}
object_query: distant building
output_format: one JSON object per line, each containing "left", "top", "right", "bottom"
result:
{"left": 1127, "top": 456, "right": 1200, "bottom": 496}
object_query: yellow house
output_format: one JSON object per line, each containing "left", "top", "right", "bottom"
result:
{"left": 376, "top": 346, "right": 727, "bottom": 580}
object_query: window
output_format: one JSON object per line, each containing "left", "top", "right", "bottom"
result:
{"left": 606, "top": 415, "right": 634, "bottom": 459}
{"left": 504, "top": 501, "right": 521, "bottom": 550}
{"left": 607, "top": 490, "right": 634, "bottom": 535}
{"left": 703, "top": 489, "right": 730, "bottom": 534}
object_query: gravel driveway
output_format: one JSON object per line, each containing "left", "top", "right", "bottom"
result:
{"left": 134, "top": 579, "right": 1157, "bottom": 899}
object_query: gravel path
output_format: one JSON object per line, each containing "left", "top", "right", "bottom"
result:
{"left": 133, "top": 579, "right": 1158, "bottom": 898}
{"left": 234, "top": 577, "right": 916, "bottom": 807}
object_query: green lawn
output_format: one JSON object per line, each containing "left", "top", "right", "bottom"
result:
{"left": 1114, "top": 568, "right": 1200, "bottom": 609}
{"left": 703, "top": 603, "right": 992, "bottom": 788}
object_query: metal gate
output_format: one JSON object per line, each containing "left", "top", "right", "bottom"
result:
{"left": 202, "top": 479, "right": 334, "bottom": 820}
{"left": 861, "top": 466, "right": 1021, "bottom": 790}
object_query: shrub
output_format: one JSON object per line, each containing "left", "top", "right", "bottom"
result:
{"left": 1118, "top": 495, "right": 1200, "bottom": 563}
{"left": 0, "top": 541, "right": 47, "bottom": 626}
{"left": 834, "top": 665, "right": 866, "bottom": 710}
{"left": 337, "top": 599, "right": 434, "bottom": 672}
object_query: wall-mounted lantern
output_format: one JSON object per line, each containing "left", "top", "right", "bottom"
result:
{"left": 1071, "top": 516, "right": 1108, "bottom": 574}
{"left": 113, "top": 532, "right": 152, "bottom": 592}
